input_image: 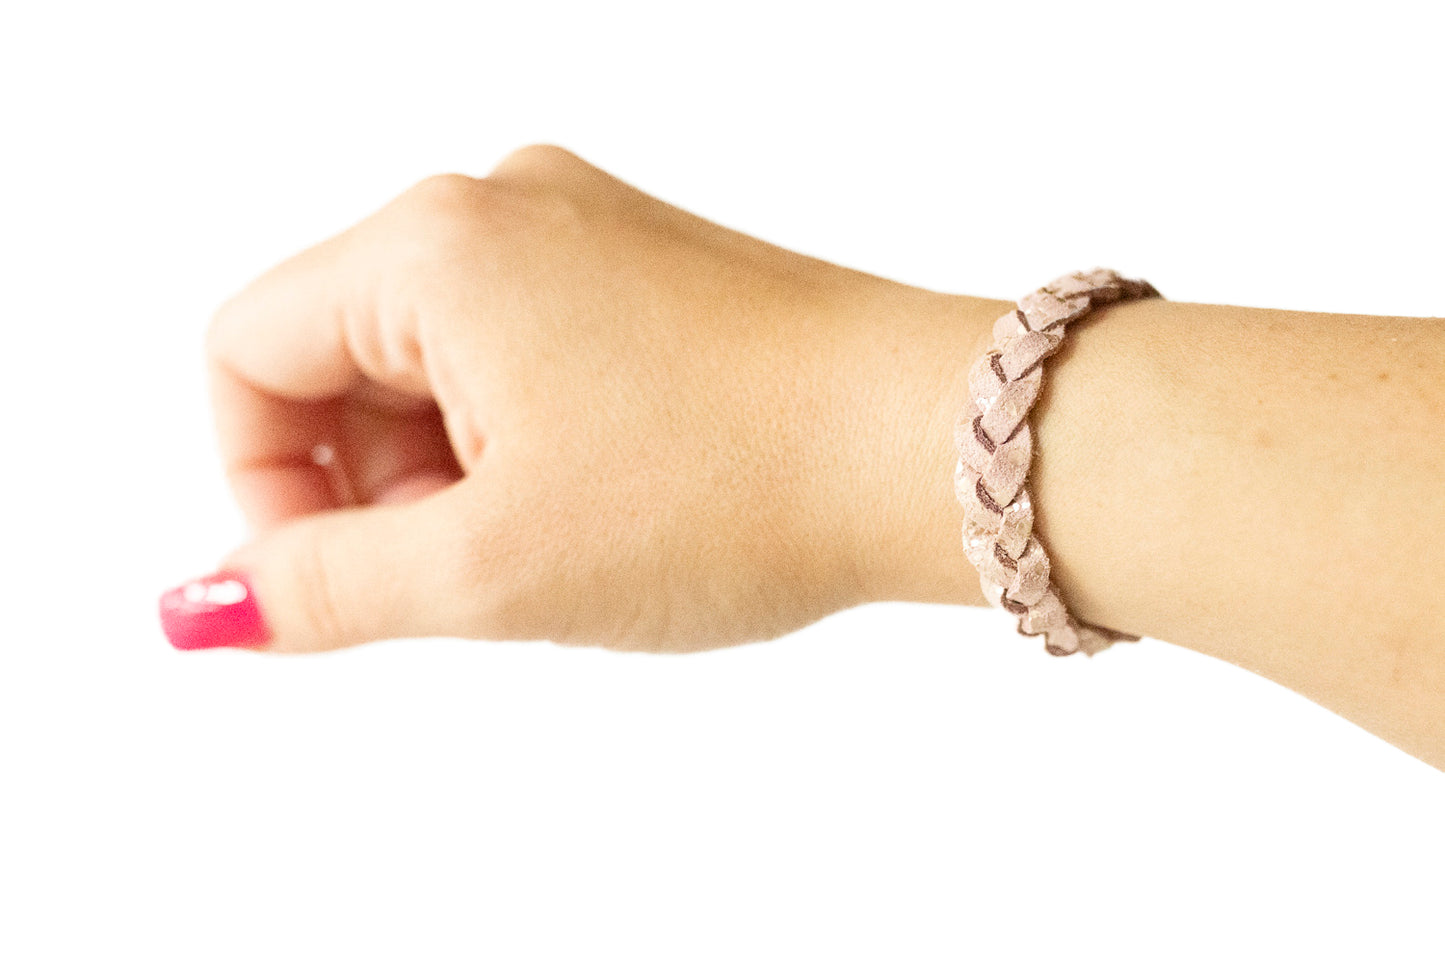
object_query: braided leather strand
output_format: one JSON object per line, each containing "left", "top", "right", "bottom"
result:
{"left": 954, "top": 268, "right": 1162, "bottom": 656}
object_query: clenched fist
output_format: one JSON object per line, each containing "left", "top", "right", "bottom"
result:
{"left": 160, "top": 145, "right": 992, "bottom": 654}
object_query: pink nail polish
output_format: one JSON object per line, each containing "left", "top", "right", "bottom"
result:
{"left": 159, "top": 570, "right": 272, "bottom": 650}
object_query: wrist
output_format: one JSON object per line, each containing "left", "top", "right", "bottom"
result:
{"left": 825, "top": 280, "right": 1010, "bottom": 609}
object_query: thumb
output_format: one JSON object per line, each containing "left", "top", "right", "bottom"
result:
{"left": 159, "top": 481, "right": 480, "bottom": 653}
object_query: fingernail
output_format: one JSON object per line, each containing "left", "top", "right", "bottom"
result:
{"left": 159, "top": 570, "right": 272, "bottom": 651}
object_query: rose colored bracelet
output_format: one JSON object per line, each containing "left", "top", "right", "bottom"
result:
{"left": 953, "top": 268, "right": 1162, "bottom": 657}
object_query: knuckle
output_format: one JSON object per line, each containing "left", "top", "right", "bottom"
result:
{"left": 390, "top": 152, "right": 599, "bottom": 266}
{"left": 490, "top": 143, "right": 585, "bottom": 181}
{"left": 393, "top": 169, "right": 556, "bottom": 260}
{"left": 204, "top": 292, "right": 248, "bottom": 363}
{"left": 202, "top": 313, "right": 227, "bottom": 364}
{"left": 391, "top": 173, "right": 489, "bottom": 243}
{"left": 401, "top": 171, "right": 481, "bottom": 213}
{"left": 381, "top": 176, "right": 494, "bottom": 276}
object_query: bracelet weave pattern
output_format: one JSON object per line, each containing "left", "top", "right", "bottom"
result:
{"left": 954, "top": 268, "right": 1162, "bottom": 656}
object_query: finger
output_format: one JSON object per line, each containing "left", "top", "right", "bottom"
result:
{"left": 206, "top": 213, "right": 404, "bottom": 399}
{"left": 209, "top": 359, "right": 347, "bottom": 528}
{"left": 204, "top": 184, "right": 444, "bottom": 528}
{"left": 333, "top": 392, "right": 465, "bottom": 506}
{"left": 160, "top": 478, "right": 483, "bottom": 654}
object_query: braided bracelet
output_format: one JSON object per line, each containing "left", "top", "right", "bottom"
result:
{"left": 953, "top": 268, "right": 1162, "bottom": 657}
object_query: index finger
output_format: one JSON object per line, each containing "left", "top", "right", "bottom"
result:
{"left": 204, "top": 182, "right": 444, "bottom": 531}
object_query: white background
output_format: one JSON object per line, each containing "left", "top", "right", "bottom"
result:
{"left": 2, "top": 1, "right": 1442, "bottom": 960}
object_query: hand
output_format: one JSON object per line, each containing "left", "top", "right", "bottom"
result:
{"left": 174, "top": 146, "right": 990, "bottom": 654}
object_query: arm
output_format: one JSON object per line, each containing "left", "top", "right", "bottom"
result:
{"left": 170, "top": 145, "right": 1445, "bottom": 769}
{"left": 861, "top": 290, "right": 1445, "bottom": 768}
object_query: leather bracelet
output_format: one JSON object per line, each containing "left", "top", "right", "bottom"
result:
{"left": 953, "top": 268, "right": 1162, "bottom": 656}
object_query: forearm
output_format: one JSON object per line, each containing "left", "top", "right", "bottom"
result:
{"left": 848, "top": 284, "right": 1445, "bottom": 768}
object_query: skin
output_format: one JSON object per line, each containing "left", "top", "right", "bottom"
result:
{"left": 204, "top": 145, "right": 1445, "bottom": 769}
